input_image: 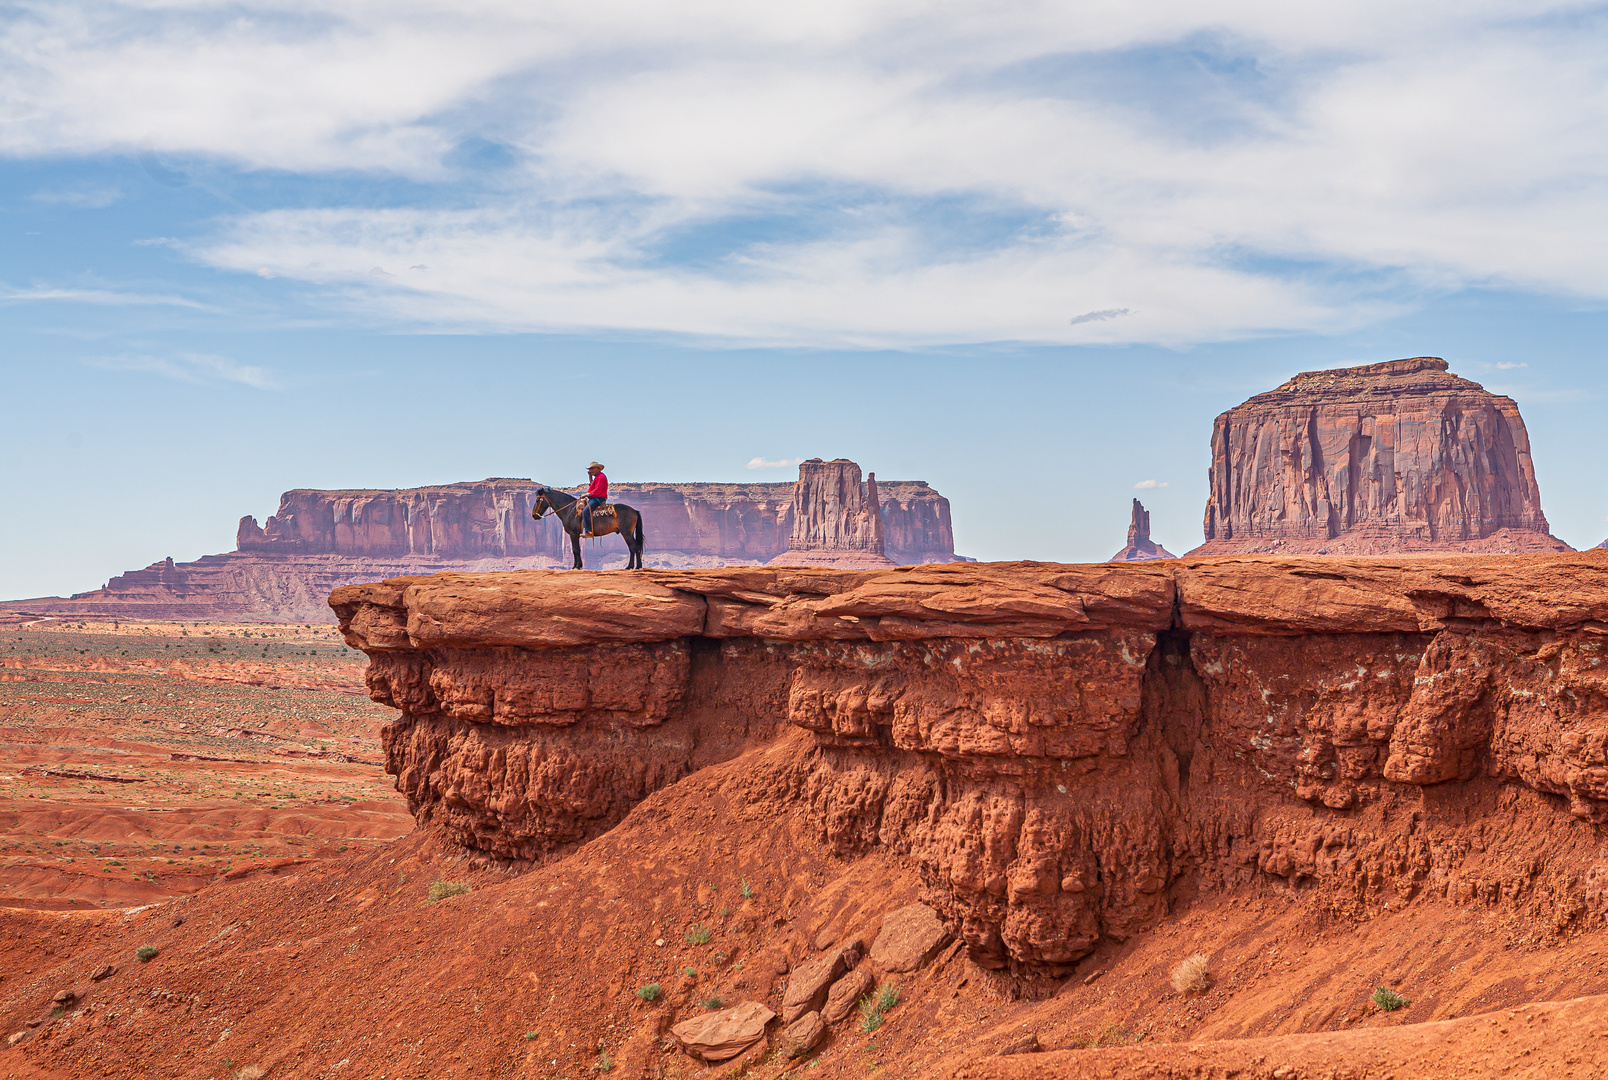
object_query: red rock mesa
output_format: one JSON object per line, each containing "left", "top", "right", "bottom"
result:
{"left": 768, "top": 458, "right": 898, "bottom": 570}
{"left": 1109, "top": 499, "right": 1176, "bottom": 561}
{"left": 2, "top": 473, "right": 957, "bottom": 622}
{"left": 1190, "top": 357, "right": 1570, "bottom": 556}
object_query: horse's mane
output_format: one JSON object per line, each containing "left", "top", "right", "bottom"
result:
{"left": 537, "top": 486, "right": 578, "bottom": 506}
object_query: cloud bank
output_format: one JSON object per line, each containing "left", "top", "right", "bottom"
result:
{"left": 4, "top": 1, "right": 1606, "bottom": 347}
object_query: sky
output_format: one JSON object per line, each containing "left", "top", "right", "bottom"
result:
{"left": 3, "top": 0, "right": 1606, "bottom": 600}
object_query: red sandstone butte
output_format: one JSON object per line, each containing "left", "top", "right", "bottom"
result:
{"left": 1190, "top": 357, "right": 1571, "bottom": 556}
{"left": 333, "top": 549, "right": 1608, "bottom": 975}
{"left": 1108, "top": 499, "right": 1176, "bottom": 561}
{"left": 769, "top": 458, "right": 899, "bottom": 570}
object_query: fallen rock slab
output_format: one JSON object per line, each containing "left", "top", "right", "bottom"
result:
{"left": 782, "top": 1011, "right": 826, "bottom": 1058}
{"left": 782, "top": 952, "right": 848, "bottom": 1022}
{"left": 670, "top": 1001, "right": 775, "bottom": 1063}
{"left": 870, "top": 903, "right": 951, "bottom": 973}
{"left": 822, "top": 965, "right": 875, "bottom": 1026}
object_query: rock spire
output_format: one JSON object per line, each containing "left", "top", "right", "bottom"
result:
{"left": 1109, "top": 499, "right": 1176, "bottom": 561}
{"left": 1189, "top": 357, "right": 1570, "bottom": 556}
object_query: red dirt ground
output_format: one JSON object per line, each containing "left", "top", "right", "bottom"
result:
{"left": 4, "top": 621, "right": 1608, "bottom": 1079}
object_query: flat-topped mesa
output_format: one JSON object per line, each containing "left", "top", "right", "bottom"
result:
{"left": 768, "top": 459, "right": 898, "bottom": 569}
{"left": 335, "top": 550, "right": 1608, "bottom": 974}
{"left": 1192, "top": 357, "right": 1570, "bottom": 556}
{"left": 1109, "top": 499, "right": 1176, "bottom": 562}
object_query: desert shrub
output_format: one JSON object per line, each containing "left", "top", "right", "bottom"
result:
{"left": 135, "top": 945, "right": 158, "bottom": 962}
{"left": 683, "top": 966, "right": 697, "bottom": 978}
{"left": 875, "top": 982, "right": 900, "bottom": 1011}
{"left": 428, "top": 879, "right": 471, "bottom": 903}
{"left": 699, "top": 994, "right": 725, "bottom": 1010}
{"left": 740, "top": 878, "right": 754, "bottom": 899}
{"left": 858, "top": 996, "right": 884, "bottom": 1033}
{"left": 684, "top": 923, "right": 712, "bottom": 945}
{"left": 524, "top": 1031, "right": 538, "bottom": 1040}
{"left": 1170, "top": 953, "right": 1211, "bottom": 996}
{"left": 1072, "top": 1024, "right": 1142, "bottom": 1049}
{"left": 1372, "top": 986, "right": 1410, "bottom": 1012}
{"left": 596, "top": 1050, "right": 613, "bottom": 1072}
{"left": 636, "top": 983, "right": 662, "bottom": 1002}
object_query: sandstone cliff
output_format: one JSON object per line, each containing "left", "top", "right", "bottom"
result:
{"left": 1191, "top": 357, "right": 1570, "bottom": 556}
{"left": 1108, "top": 499, "right": 1176, "bottom": 561}
{"left": 769, "top": 459, "right": 897, "bottom": 569}
{"left": 335, "top": 549, "right": 1608, "bottom": 974}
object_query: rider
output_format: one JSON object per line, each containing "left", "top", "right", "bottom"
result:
{"left": 581, "top": 461, "right": 608, "bottom": 536}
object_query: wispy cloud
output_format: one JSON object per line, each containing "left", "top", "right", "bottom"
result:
{"left": 3, "top": 2, "right": 1606, "bottom": 345}
{"left": 1069, "top": 308, "right": 1131, "bottom": 327}
{"left": 746, "top": 456, "right": 803, "bottom": 470}
{"left": 84, "top": 353, "right": 279, "bottom": 390}
{"left": 1132, "top": 479, "right": 1170, "bottom": 490}
{"left": 30, "top": 186, "right": 122, "bottom": 209}
{"left": 1, "top": 286, "right": 211, "bottom": 310}
{"left": 1495, "top": 362, "right": 1529, "bottom": 370}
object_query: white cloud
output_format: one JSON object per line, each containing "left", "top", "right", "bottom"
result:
{"left": 746, "top": 457, "right": 803, "bottom": 470}
{"left": 30, "top": 185, "right": 122, "bottom": 208}
{"left": 3, "top": 2, "right": 1606, "bottom": 345}
{"left": 1132, "top": 479, "right": 1170, "bottom": 490}
{"left": 0, "top": 286, "right": 210, "bottom": 309}
{"left": 1495, "top": 362, "right": 1529, "bottom": 369}
{"left": 85, "top": 353, "right": 279, "bottom": 390}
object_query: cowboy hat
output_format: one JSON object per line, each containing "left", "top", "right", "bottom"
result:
{"left": 587, "top": 461, "right": 605, "bottom": 471}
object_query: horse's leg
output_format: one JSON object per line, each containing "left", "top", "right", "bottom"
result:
{"left": 630, "top": 511, "right": 643, "bottom": 569}
{"left": 570, "top": 528, "right": 583, "bottom": 569}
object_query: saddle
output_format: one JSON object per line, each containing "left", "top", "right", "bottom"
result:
{"left": 583, "top": 501, "right": 616, "bottom": 535}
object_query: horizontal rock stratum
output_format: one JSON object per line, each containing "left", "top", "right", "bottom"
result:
{"left": 335, "top": 551, "right": 1608, "bottom": 973}
{"left": 1193, "top": 357, "right": 1570, "bottom": 555}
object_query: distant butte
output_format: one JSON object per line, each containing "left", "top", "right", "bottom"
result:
{"left": 1189, "top": 357, "right": 1572, "bottom": 556}
{"left": 1109, "top": 499, "right": 1176, "bottom": 561}
{"left": 767, "top": 458, "right": 898, "bottom": 570}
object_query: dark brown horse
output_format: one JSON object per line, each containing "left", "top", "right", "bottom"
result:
{"left": 530, "top": 487, "right": 645, "bottom": 570}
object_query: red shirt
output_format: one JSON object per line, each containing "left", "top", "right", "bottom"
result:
{"left": 587, "top": 473, "right": 608, "bottom": 499}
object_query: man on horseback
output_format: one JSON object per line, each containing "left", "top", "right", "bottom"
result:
{"left": 581, "top": 461, "right": 608, "bottom": 537}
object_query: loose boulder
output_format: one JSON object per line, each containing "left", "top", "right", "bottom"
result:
{"left": 822, "top": 965, "right": 875, "bottom": 1026}
{"left": 782, "top": 1011, "right": 826, "bottom": 1058}
{"left": 669, "top": 1001, "right": 775, "bottom": 1063}
{"left": 869, "top": 903, "right": 951, "bottom": 973}
{"left": 88, "top": 965, "right": 116, "bottom": 982}
{"left": 782, "top": 952, "right": 847, "bottom": 1023}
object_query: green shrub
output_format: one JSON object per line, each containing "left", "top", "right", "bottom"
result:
{"left": 135, "top": 945, "right": 158, "bottom": 962}
{"left": 428, "top": 879, "right": 471, "bottom": 903}
{"left": 858, "top": 996, "right": 884, "bottom": 1033}
{"left": 875, "top": 982, "right": 900, "bottom": 1011}
{"left": 740, "top": 878, "right": 754, "bottom": 899}
{"left": 1372, "top": 986, "right": 1410, "bottom": 1012}
{"left": 684, "top": 923, "right": 712, "bottom": 945}
{"left": 597, "top": 1050, "right": 613, "bottom": 1073}
{"left": 636, "top": 982, "right": 662, "bottom": 1002}
{"left": 683, "top": 966, "right": 697, "bottom": 978}
{"left": 700, "top": 995, "right": 725, "bottom": 1010}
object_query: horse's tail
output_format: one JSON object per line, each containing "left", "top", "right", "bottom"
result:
{"left": 634, "top": 512, "right": 646, "bottom": 559}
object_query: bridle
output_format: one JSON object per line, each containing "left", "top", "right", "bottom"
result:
{"left": 531, "top": 489, "right": 552, "bottom": 520}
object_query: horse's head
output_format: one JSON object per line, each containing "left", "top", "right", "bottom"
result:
{"left": 531, "top": 488, "right": 552, "bottom": 520}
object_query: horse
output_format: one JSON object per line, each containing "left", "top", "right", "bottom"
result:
{"left": 530, "top": 487, "right": 646, "bottom": 570}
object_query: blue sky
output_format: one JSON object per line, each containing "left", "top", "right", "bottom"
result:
{"left": 3, "top": 1, "right": 1606, "bottom": 600}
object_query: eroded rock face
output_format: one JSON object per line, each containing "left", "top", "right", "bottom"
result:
{"left": 1193, "top": 358, "right": 1569, "bottom": 556}
{"left": 770, "top": 459, "right": 897, "bottom": 570}
{"left": 334, "top": 551, "right": 1608, "bottom": 973}
{"left": 1109, "top": 499, "right": 1176, "bottom": 562}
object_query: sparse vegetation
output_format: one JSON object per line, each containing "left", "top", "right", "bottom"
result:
{"left": 596, "top": 1049, "right": 613, "bottom": 1072}
{"left": 683, "top": 966, "right": 697, "bottom": 977}
{"left": 636, "top": 982, "right": 662, "bottom": 1002}
{"left": 1071, "top": 1024, "right": 1143, "bottom": 1049}
{"left": 858, "top": 981, "right": 901, "bottom": 1032}
{"left": 699, "top": 994, "right": 725, "bottom": 1010}
{"left": 684, "top": 922, "right": 712, "bottom": 945}
{"left": 1373, "top": 986, "right": 1410, "bottom": 1012}
{"left": 740, "top": 878, "right": 754, "bottom": 898}
{"left": 524, "top": 1031, "right": 538, "bottom": 1040}
{"left": 1170, "top": 953, "right": 1211, "bottom": 996}
{"left": 135, "top": 945, "right": 158, "bottom": 962}
{"left": 428, "top": 879, "right": 471, "bottom": 903}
